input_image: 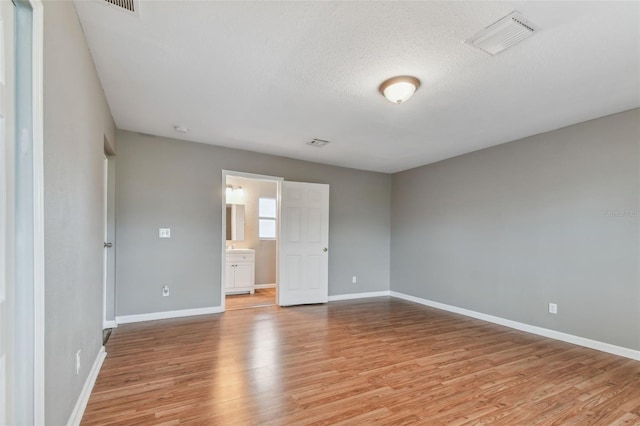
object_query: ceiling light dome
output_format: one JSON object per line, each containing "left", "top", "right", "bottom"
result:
{"left": 379, "top": 76, "right": 421, "bottom": 104}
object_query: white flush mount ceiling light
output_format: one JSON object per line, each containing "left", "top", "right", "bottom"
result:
{"left": 379, "top": 76, "right": 421, "bottom": 104}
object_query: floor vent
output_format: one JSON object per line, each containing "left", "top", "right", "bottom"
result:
{"left": 306, "top": 139, "right": 331, "bottom": 148}
{"left": 465, "top": 11, "right": 538, "bottom": 56}
{"left": 103, "top": 0, "right": 138, "bottom": 14}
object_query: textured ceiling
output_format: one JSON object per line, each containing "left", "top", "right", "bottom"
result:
{"left": 74, "top": 1, "right": 640, "bottom": 173}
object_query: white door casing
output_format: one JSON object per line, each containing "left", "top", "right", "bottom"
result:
{"left": 103, "top": 155, "right": 108, "bottom": 328}
{"left": 0, "top": 1, "right": 14, "bottom": 423}
{"left": 220, "top": 170, "right": 282, "bottom": 310}
{"left": 7, "top": 2, "right": 45, "bottom": 422}
{"left": 279, "top": 182, "right": 329, "bottom": 306}
{"left": 102, "top": 154, "right": 117, "bottom": 328}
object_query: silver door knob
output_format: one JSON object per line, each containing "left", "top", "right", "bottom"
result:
{"left": 323, "top": 247, "right": 328, "bottom": 252}
{"left": 104, "top": 242, "right": 113, "bottom": 248}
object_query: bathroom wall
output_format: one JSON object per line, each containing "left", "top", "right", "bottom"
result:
{"left": 226, "top": 176, "right": 277, "bottom": 285}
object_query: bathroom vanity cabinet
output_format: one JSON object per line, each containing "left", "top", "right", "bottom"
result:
{"left": 225, "top": 249, "right": 255, "bottom": 294}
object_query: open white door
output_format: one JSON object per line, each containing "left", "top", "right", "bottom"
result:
{"left": 102, "top": 155, "right": 110, "bottom": 328}
{"left": 279, "top": 181, "right": 329, "bottom": 306}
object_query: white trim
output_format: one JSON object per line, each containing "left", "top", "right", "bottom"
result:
{"left": 254, "top": 283, "right": 276, "bottom": 289}
{"left": 0, "top": 2, "right": 13, "bottom": 424}
{"left": 116, "top": 306, "right": 223, "bottom": 324}
{"left": 275, "top": 178, "right": 281, "bottom": 306}
{"left": 220, "top": 173, "right": 226, "bottom": 312}
{"left": 28, "top": 1, "right": 45, "bottom": 423}
{"left": 102, "top": 320, "right": 118, "bottom": 329}
{"left": 390, "top": 291, "right": 640, "bottom": 361}
{"left": 102, "top": 156, "right": 108, "bottom": 329}
{"left": 221, "top": 170, "right": 283, "bottom": 312}
{"left": 0, "top": 355, "right": 6, "bottom": 425}
{"left": 222, "top": 170, "right": 282, "bottom": 182}
{"left": 66, "top": 346, "right": 106, "bottom": 426}
{"left": 328, "top": 291, "right": 390, "bottom": 302}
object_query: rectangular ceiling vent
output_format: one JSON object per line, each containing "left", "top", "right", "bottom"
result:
{"left": 102, "top": 0, "right": 138, "bottom": 15}
{"left": 465, "top": 11, "right": 538, "bottom": 56}
{"left": 306, "top": 138, "right": 331, "bottom": 148}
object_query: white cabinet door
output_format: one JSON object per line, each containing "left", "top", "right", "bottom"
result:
{"left": 225, "top": 253, "right": 255, "bottom": 294}
{"left": 279, "top": 181, "right": 329, "bottom": 306}
{"left": 225, "top": 262, "right": 234, "bottom": 289}
{"left": 234, "top": 262, "right": 254, "bottom": 289}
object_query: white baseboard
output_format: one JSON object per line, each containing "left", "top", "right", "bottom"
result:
{"left": 102, "top": 320, "right": 118, "bottom": 329}
{"left": 116, "top": 306, "right": 224, "bottom": 324}
{"left": 254, "top": 283, "right": 276, "bottom": 289}
{"left": 328, "top": 290, "right": 390, "bottom": 302}
{"left": 67, "top": 346, "right": 106, "bottom": 426}
{"left": 390, "top": 291, "right": 640, "bottom": 361}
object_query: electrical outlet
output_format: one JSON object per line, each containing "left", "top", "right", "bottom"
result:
{"left": 548, "top": 303, "right": 558, "bottom": 314}
{"left": 163, "top": 285, "right": 170, "bottom": 297}
{"left": 75, "top": 350, "right": 81, "bottom": 375}
{"left": 159, "top": 228, "right": 171, "bottom": 239}
{"left": 352, "top": 276, "right": 357, "bottom": 284}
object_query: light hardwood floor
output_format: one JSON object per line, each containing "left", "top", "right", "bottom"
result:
{"left": 226, "top": 288, "right": 276, "bottom": 311}
{"left": 82, "top": 297, "right": 640, "bottom": 425}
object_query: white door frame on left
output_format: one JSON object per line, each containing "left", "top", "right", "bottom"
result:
{"left": 29, "top": 2, "right": 45, "bottom": 421}
{"left": 0, "top": 1, "right": 16, "bottom": 424}
{"left": 102, "top": 155, "right": 108, "bottom": 328}
{"left": 12, "top": 0, "right": 45, "bottom": 423}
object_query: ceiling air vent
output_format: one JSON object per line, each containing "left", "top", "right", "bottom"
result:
{"left": 465, "top": 11, "right": 538, "bottom": 55}
{"left": 102, "top": 0, "right": 137, "bottom": 14}
{"left": 306, "top": 138, "right": 331, "bottom": 148}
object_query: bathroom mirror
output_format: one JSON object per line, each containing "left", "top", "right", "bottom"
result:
{"left": 226, "top": 204, "right": 245, "bottom": 241}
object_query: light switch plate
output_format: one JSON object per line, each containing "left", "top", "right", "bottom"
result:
{"left": 159, "top": 228, "right": 171, "bottom": 238}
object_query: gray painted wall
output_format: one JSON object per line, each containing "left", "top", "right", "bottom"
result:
{"left": 391, "top": 109, "right": 640, "bottom": 350}
{"left": 43, "top": 2, "right": 116, "bottom": 424}
{"left": 115, "top": 130, "right": 391, "bottom": 316}
{"left": 226, "top": 176, "right": 277, "bottom": 285}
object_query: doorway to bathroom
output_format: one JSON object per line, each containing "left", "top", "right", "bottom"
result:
{"left": 223, "top": 172, "right": 280, "bottom": 311}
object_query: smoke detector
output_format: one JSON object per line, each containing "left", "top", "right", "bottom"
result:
{"left": 465, "top": 11, "right": 538, "bottom": 56}
{"left": 306, "top": 139, "right": 331, "bottom": 148}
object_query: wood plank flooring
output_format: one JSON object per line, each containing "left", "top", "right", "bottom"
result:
{"left": 82, "top": 297, "right": 640, "bottom": 425}
{"left": 226, "top": 288, "right": 276, "bottom": 311}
